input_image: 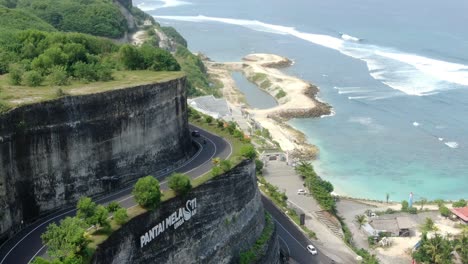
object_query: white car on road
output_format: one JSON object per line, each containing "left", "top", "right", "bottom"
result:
{"left": 297, "top": 189, "right": 307, "bottom": 195}
{"left": 307, "top": 244, "right": 318, "bottom": 255}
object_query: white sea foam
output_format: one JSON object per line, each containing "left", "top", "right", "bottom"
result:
{"left": 445, "top": 141, "right": 459, "bottom": 149}
{"left": 321, "top": 109, "right": 336, "bottom": 118}
{"left": 341, "top": 33, "right": 360, "bottom": 42}
{"left": 348, "top": 96, "right": 374, "bottom": 100}
{"left": 338, "top": 89, "right": 373, "bottom": 94}
{"left": 413, "top": 122, "right": 420, "bottom": 127}
{"left": 138, "top": 0, "right": 191, "bottom": 11}
{"left": 438, "top": 137, "right": 444, "bottom": 141}
{"left": 155, "top": 15, "right": 468, "bottom": 96}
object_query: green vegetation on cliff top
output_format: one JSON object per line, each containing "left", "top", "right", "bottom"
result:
{"left": 0, "top": 70, "right": 184, "bottom": 109}
{"left": 0, "top": 6, "right": 56, "bottom": 32}
{"left": 2, "top": 0, "right": 128, "bottom": 38}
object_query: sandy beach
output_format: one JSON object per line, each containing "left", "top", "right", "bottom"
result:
{"left": 204, "top": 53, "right": 331, "bottom": 159}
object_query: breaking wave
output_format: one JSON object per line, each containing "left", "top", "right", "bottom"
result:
{"left": 137, "top": 0, "right": 191, "bottom": 11}
{"left": 341, "top": 33, "right": 360, "bottom": 42}
{"left": 445, "top": 141, "right": 459, "bottom": 149}
{"left": 156, "top": 15, "right": 468, "bottom": 96}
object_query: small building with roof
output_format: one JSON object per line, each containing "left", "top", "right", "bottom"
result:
{"left": 450, "top": 206, "right": 468, "bottom": 224}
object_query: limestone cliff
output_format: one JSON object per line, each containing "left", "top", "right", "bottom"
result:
{"left": 0, "top": 77, "right": 193, "bottom": 242}
{"left": 91, "top": 160, "right": 280, "bottom": 264}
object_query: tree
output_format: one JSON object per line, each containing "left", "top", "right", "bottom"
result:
{"left": 240, "top": 145, "right": 256, "bottom": 159}
{"left": 401, "top": 200, "right": 409, "bottom": 212}
{"left": 217, "top": 120, "right": 224, "bottom": 128}
{"left": 114, "top": 208, "right": 128, "bottom": 225}
{"left": 168, "top": 173, "right": 192, "bottom": 196}
{"left": 90, "top": 205, "right": 109, "bottom": 229}
{"left": 106, "top": 201, "right": 121, "bottom": 213}
{"left": 420, "top": 217, "right": 437, "bottom": 233}
{"left": 454, "top": 230, "right": 468, "bottom": 264}
{"left": 386, "top": 193, "right": 390, "bottom": 204}
{"left": 413, "top": 233, "right": 453, "bottom": 264}
{"left": 76, "top": 197, "right": 97, "bottom": 224}
{"left": 132, "top": 176, "right": 162, "bottom": 210}
{"left": 205, "top": 116, "right": 213, "bottom": 124}
{"left": 355, "top": 215, "right": 367, "bottom": 229}
{"left": 453, "top": 199, "right": 467, "bottom": 208}
{"left": 41, "top": 217, "right": 88, "bottom": 260}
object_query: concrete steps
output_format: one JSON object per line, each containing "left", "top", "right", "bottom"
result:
{"left": 315, "top": 210, "right": 344, "bottom": 239}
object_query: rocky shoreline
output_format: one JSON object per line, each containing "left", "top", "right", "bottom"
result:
{"left": 204, "top": 53, "right": 332, "bottom": 160}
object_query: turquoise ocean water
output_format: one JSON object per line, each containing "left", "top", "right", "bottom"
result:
{"left": 135, "top": 0, "right": 468, "bottom": 201}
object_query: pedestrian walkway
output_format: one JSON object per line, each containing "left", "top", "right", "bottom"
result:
{"left": 263, "top": 159, "right": 358, "bottom": 264}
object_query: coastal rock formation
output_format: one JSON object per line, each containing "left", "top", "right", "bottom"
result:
{"left": 91, "top": 159, "right": 280, "bottom": 264}
{"left": 0, "top": 78, "right": 193, "bottom": 242}
{"left": 204, "top": 53, "right": 331, "bottom": 159}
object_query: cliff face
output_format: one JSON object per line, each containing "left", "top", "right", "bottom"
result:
{"left": 91, "top": 160, "right": 280, "bottom": 264}
{"left": 0, "top": 78, "right": 193, "bottom": 241}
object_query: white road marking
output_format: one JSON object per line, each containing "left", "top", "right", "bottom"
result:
{"left": 4, "top": 129, "right": 231, "bottom": 264}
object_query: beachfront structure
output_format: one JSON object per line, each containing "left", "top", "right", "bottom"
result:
{"left": 450, "top": 206, "right": 468, "bottom": 224}
{"left": 367, "top": 216, "right": 415, "bottom": 237}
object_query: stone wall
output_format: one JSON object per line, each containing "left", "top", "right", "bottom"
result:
{"left": 91, "top": 160, "right": 280, "bottom": 264}
{"left": 0, "top": 77, "right": 193, "bottom": 242}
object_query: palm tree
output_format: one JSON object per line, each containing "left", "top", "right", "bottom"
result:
{"left": 355, "top": 214, "right": 367, "bottom": 229}
{"left": 421, "top": 233, "right": 452, "bottom": 264}
{"left": 420, "top": 198, "right": 428, "bottom": 210}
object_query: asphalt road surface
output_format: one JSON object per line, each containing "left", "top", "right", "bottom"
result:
{"left": 0, "top": 125, "right": 330, "bottom": 264}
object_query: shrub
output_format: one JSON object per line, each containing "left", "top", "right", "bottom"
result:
{"left": 255, "top": 159, "right": 264, "bottom": 174}
{"left": 23, "top": 70, "right": 43, "bottom": 86}
{"left": 439, "top": 205, "right": 451, "bottom": 217}
{"left": 217, "top": 120, "right": 224, "bottom": 128}
{"left": 160, "top": 26, "right": 187, "bottom": 47}
{"left": 233, "top": 129, "right": 243, "bottom": 139}
{"left": 211, "top": 166, "right": 223, "bottom": 177}
{"left": 8, "top": 64, "right": 23, "bottom": 85}
{"left": 48, "top": 66, "right": 69, "bottom": 86}
{"left": 106, "top": 201, "right": 121, "bottom": 213}
{"left": 240, "top": 145, "right": 257, "bottom": 159}
{"left": 168, "top": 173, "right": 192, "bottom": 196}
{"left": 114, "top": 208, "right": 128, "bottom": 225}
{"left": 401, "top": 200, "right": 409, "bottom": 212}
{"left": 453, "top": 199, "right": 467, "bottom": 208}
{"left": 205, "top": 116, "right": 213, "bottom": 123}
{"left": 219, "top": 159, "right": 232, "bottom": 172}
{"left": 132, "top": 176, "right": 162, "bottom": 210}
{"left": 408, "top": 207, "right": 418, "bottom": 214}
{"left": 275, "top": 89, "right": 286, "bottom": 99}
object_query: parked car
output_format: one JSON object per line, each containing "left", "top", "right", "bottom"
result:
{"left": 307, "top": 244, "right": 318, "bottom": 255}
{"left": 191, "top": 130, "right": 201, "bottom": 137}
{"left": 297, "top": 189, "right": 307, "bottom": 195}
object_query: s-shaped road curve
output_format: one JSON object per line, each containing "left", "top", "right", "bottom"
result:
{"left": 0, "top": 125, "right": 327, "bottom": 264}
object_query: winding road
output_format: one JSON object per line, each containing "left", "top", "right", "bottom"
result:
{"left": 0, "top": 125, "right": 330, "bottom": 264}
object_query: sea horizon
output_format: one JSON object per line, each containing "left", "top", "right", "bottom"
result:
{"left": 137, "top": 0, "right": 468, "bottom": 201}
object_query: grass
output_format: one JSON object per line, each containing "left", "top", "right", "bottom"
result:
{"left": 0, "top": 70, "right": 184, "bottom": 112}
